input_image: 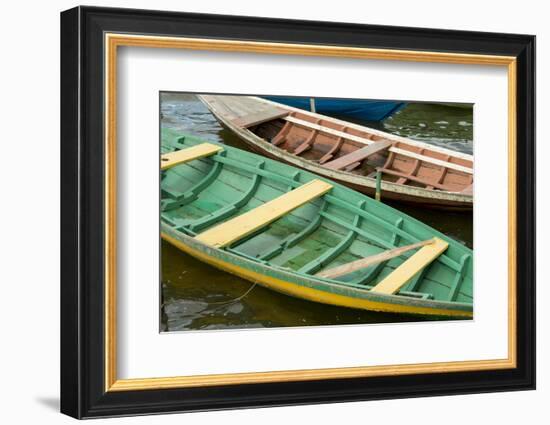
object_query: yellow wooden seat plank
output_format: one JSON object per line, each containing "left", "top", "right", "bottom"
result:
{"left": 370, "top": 237, "right": 449, "bottom": 295}
{"left": 161, "top": 143, "right": 223, "bottom": 170}
{"left": 195, "top": 179, "right": 333, "bottom": 248}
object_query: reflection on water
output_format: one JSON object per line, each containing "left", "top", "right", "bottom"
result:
{"left": 160, "top": 93, "right": 473, "bottom": 332}
{"left": 382, "top": 103, "right": 472, "bottom": 154}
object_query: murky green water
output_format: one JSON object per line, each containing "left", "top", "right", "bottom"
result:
{"left": 160, "top": 93, "right": 473, "bottom": 332}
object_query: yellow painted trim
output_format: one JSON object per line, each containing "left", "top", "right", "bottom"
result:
{"left": 160, "top": 143, "right": 223, "bottom": 170}
{"left": 165, "top": 233, "right": 470, "bottom": 318}
{"left": 104, "top": 33, "right": 518, "bottom": 391}
{"left": 195, "top": 179, "right": 332, "bottom": 248}
{"left": 371, "top": 238, "right": 449, "bottom": 294}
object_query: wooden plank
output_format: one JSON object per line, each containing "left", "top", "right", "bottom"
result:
{"left": 232, "top": 108, "right": 288, "bottom": 128}
{"left": 256, "top": 201, "right": 328, "bottom": 261}
{"left": 377, "top": 168, "right": 453, "bottom": 191}
{"left": 319, "top": 127, "right": 346, "bottom": 164}
{"left": 324, "top": 140, "right": 393, "bottom": 170}
{"left": 285, "top": 115, "right": 375, "bottom": 145}
{"left": 316, "top": 239, "right": 436, "bottom": 279}
{"left": 161, "top": 143, "right": 223, "bottom": 170}
{"left": 370, "top": 237, "right": 449, "bottom": 295}
{"left": 280, "top": 111, "right": 473, "bottom": 161}
{"left": 216, "top": 96, "right": 252, "bottom": 117}
{"left": 344, "top": 162, "right": 361, "bottom": 172}
{"left": 397, "top": 147, "right": 424, "bottom": 185}
{"left": 199, "top": 95, "right": 240, "bottom": 120}
{"left": 195, "top": 179, "right": 333, "bottom": 248}
{"left": 390, "top": 147, "right": 473, "bottom": 174}
{"left": 284, "top": 116, "right": 473, "bottom": 173}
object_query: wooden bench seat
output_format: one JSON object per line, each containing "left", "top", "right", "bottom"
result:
{"left": 195, "top": 179, "right": 333, "bottom": 248}
{"left": 370, "top": 237, "right": 448, "bottom": 295}
{"left": 324, "top": 140, "right": 392, "bottom": 170}
{"left": 161, "top": 143, "right": 223, "bottom": 170}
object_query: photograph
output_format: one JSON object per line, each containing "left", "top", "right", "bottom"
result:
{"left": 160, "top": 93, "right": 474, "bottom": 332}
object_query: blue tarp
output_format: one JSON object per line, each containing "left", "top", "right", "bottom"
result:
{"left": 262, "top": 96, "right": 406, "bottom": 121}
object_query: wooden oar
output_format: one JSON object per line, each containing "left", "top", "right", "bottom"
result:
{"left": 316, "top": 238, "right": 436, "bottom": 279}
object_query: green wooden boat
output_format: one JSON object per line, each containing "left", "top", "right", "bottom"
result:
{"left": 161, "top": 128, "right": 473, "bottom": 318}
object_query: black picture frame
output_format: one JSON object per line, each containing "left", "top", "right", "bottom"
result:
{"left": 60, "top": 5, "right": 536, "bottom": 419}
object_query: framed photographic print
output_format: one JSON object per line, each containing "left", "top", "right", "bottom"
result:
{"left": 60, "top": 6, "right": 535, "bottom": 419}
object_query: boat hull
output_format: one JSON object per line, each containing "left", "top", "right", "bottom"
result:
{"left": 209, "top": 116, "right": 472, "bottom": 211}
{"left": 262, "top": 96, "right": 406, "bottom": 121}
{"left": 200, "top": 95, "right": 473, "bottom": 211}
{"left": 160, "top": 129, "right": 473, "bottom": 318}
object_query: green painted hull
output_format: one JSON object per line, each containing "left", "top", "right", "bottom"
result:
{"left": 161, "top": 128, "right": 473, "bottom": 317}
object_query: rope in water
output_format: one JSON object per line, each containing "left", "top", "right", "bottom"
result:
{"left": 206, "top": 282, "right": 258, "bottom": 306}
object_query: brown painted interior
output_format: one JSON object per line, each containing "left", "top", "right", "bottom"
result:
{"left": 250, "top": 110, "right": 473, "bottom": 193}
